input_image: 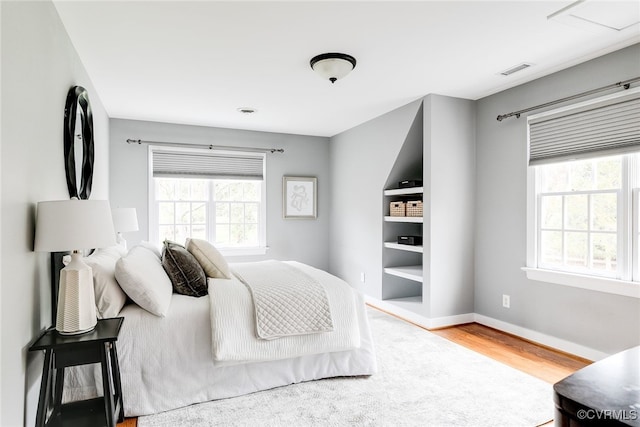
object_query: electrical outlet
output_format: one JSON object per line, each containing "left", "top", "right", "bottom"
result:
{"left": 502, "top": 294, "right": 510, "bottom": 308}
{"left": 360, "top": 272, "right": 366, "bottom": 283}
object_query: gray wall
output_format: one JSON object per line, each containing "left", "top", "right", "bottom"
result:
{"left": 109, "top": 119, "right": 331, "bottom": 270}
{"left": 0, "top": 1, "right": 110, "bottom": 425}
{"left": 329, "top": 100, "right": 423, "bottom": 295}
{"left": 475, "top": 44, "right": 640, "bottom": 355}
{"left": 330, "top": 95, "right": 476, "bottom": 321}
{"left": 426, "top": 95, "right": 476, "bottom": 319}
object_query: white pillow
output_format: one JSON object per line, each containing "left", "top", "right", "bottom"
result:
{"left": 115, "top": 245, "right": 172, "bottom": 317}
{"left": 186, "top": 238, "right": 231, "bottom": 279}
{"left": 84, "top": 246, "right": 127, "bottom": 319}
{"left": 110, "top": 244, "right": 129, "bottom": 258}
{"left": 138, "top": 240, "right": 162, "bottom": 259}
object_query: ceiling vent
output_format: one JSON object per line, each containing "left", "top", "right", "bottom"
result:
{"left": 500, "top": 63, "right": 533, "bottom": 76}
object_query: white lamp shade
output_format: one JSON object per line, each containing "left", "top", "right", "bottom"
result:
{"left": 34, "top": 199, "right": 116, "bottom": 252}
{"left": 112, "top": 208, "right": 139, "bottom": 233}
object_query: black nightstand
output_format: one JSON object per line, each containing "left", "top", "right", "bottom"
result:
{"left": 29, "top": 317, "right": 125, "bottom": 427}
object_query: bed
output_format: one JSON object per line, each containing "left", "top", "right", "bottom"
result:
{"left": 62, "top": 243, "right": 377, "bottom": 417}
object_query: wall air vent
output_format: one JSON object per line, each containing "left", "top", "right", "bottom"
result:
{"left": 500, "top": 63, "right": 533, "bottom": 76}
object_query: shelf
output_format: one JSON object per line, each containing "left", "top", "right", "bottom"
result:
{"left": 384, "top": 187, "right": 424, "bottom": 196}
{"left": 384, "top": 265, "right": 423, "bottom": 282}
{"left": 384, "top": 242, "right": 423, "bottom": 253}
{"left": 384, "top": 295, "right": 423, "bottom": 304}
{"left": 384, "top": 216, "right": 423, "bottom": 223}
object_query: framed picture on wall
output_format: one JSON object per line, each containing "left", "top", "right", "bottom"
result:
{"left": 283, "top": 176, "right": 317, "bottom": 219}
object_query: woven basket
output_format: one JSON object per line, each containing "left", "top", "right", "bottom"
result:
{"left": 390, "top": 201, "right": 405, "bottom": 217}
{"left": 406, "top": 200, "right": 423, "bottom": 217}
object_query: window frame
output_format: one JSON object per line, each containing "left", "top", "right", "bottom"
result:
{"left": 634, "top": 188, "right": 640, "bottom": 282}
{"left": 525, "top": 152, "right": 640, "bottom": 299}
{"left": 148, "top": 146, "right": 268, "bottom": 257}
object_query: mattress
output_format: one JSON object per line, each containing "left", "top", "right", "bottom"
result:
{"left": 66, "top": 263, "right": 377, "bottom": 417}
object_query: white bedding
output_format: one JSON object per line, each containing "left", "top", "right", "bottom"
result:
{"left": 65, "top": 262, "right": 377, "bottom": 417}
{"left": 232, "top": 261, "right": 334, "bottom": 339}
{"left": 211, "top": 261, "right": 360, "bottom": 364}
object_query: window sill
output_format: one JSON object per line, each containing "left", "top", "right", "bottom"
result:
{"left": 522, "top": 267, "right": 640, "bottom": 299}
{"left": 220, "top": 246, "right": 268, "bottom": 257}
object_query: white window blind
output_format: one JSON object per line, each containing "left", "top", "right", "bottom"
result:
{"left": 528, "top": 88, "right": 640, "bottom": 166}
{"left": 152, "top": 150, "right": 264, "bottom": 180}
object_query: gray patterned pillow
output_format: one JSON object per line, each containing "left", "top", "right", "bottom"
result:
{"left": 161, "top": 240, "right": 208, "bottom": 297}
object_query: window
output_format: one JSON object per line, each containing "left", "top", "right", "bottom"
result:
{"left": 535, "top": 155, "right": 625, "bottom": 278}
{"left": 211, "top": 180, "right": 262, "bottom": 247}
{"left": 149, "top": 147, "right": 267, "bottom": 255}
{"left": 525, "top": 88, "right": 640, "bottom": 298}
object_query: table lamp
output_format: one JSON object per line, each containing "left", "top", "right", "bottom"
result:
{"left": 112, "top": 208, "right": 139, "bottom": 250}
{"left": 34, "top": 199, "right": 116, "bottom": 335}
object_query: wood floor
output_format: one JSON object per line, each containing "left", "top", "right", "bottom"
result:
{"left": 118, "top": 417, "right": 137, "bottom": 427}
{"left": 116, "top": 316, "right": 591, "bottom": 427}
{"left": 430, "top": 322, "right": 591, "bottom": 384}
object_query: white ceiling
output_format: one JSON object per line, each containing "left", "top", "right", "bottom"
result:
{"left": 52, "top": 1, "right": 640, "bottom": 137}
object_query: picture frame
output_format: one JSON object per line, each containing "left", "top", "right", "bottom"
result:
{"left": 283, "top": 176, "right": 317, "bottom": 219}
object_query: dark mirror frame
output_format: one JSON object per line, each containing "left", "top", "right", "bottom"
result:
{"left": 64, "top": 85, "right": 94, "bottom": 200}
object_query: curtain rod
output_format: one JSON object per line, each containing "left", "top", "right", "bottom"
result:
{"left": 126, "top": 138, "right": 285, "bottom": 154}
{"left": 496, "top": 76, "right": 640, "bottom": 121}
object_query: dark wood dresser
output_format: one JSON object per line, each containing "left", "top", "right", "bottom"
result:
{"left": 554, "top": 345, "right": 639, "bottom": 426}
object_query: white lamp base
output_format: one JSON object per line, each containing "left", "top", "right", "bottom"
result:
{"left": 56, "top": 252, "right": 97, "bottom": 335}
{"left": 116, "top": 232, "right": 128, "bottom": 250}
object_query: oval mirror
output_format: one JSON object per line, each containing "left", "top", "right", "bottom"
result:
{"left": 64, "top": 86, "right": 94, "bottom": 200}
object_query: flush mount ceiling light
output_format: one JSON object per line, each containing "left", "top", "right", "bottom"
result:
{"left": 310, "top": 53, "right": 356, "bottom": 84}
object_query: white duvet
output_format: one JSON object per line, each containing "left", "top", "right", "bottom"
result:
{"left": 64, "top": 262, "right": 377, "bottom": 417}
{"left": 210, "top": 261, "right": 361, "bottom": 364}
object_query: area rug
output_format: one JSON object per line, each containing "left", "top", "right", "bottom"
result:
{"left": 139, "top": 308, "right": 554, "bottom": 427}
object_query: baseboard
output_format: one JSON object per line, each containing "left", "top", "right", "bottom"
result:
{"left": 365, "top": 297, "right": 431, "bottom": 329}
{"left": 365, "top": 296, "right": 609, "bottom": 361}
{"left": 473, "top": 314, "right": 608, "bottom": 362}
{"left": 429, "top": 312, "right": 476, "bottom": 329}
{"left": 365, "top": 296, "right": 474, "bottom": 329}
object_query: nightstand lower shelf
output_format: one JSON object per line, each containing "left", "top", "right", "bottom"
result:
{"left": 43, "top": 397, "right": 122, "bottom": 427}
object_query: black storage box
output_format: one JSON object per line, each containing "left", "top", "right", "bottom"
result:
{"left": 398, "top": 180, "right": 422, "bottom": 189}
{"left": 397, "top": 235, "right": 422, "bottom": 246}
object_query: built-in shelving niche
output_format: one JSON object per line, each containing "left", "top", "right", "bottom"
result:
{"left": 382, "top": 102, "right": 424, "bottom": 305}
